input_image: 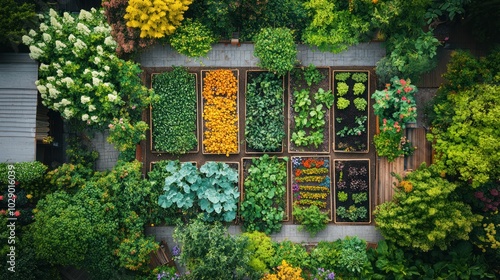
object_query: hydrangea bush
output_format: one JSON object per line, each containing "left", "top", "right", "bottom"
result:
{"left": 22, "top": 8, "right": 152, "bottom": 153}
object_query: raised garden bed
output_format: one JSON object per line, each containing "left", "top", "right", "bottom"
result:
{"left": 150, "top": 68, "right": 198, "bottom": 154}
{"left": 333, "top": 159, "right": 371, "bottom": 224}
{"left": 240, "top": 155, "right": 289, "bottom": 234}
{"left": 291, "top": 156, "right": 332, "bottom": 221}
{"left": 201, "top": 69, "right": 240, "bottom": 156}
{"left": 333, "top": 70, "right": 370, "bottom": 153}
{"left": 288, "top": 66, "right": 332, "bottom": 153}
{"left": 244, "top": 70, "right": 285, "bottom": 154}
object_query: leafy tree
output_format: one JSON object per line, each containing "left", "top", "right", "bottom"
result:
{"left": 374, "top": 164, "right": 482, "bottom": 252}
{"left": 428, "top": 49, "right": 500, "bottom": 187}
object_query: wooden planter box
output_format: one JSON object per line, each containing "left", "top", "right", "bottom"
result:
{"left": 333, "top": 159, "right": 371, "bottom": 224}
{"left": 244, "top": 70, "right": 285, "bottom": 154}
{"left": 332, "top": 70, "right": 370, "bottom": 153}
{"left": 201, "top": 69, "right": 240, "bottom": 155}
{"left": 150, "top": 72, "right": 199, "bottom": 154}
{"left": 290, "top": 156, "right": 333, "bottom": 221}
{"left": 288, "top": 67, "right": 331, "bottom": 154}
{"left": 241, "top": 156, "right": 289, "bottom": 222}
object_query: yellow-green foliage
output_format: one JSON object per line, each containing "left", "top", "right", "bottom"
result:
{"left": 124, "top": 0, "right": 193, "bottom": 38}
{"left": 242, "top": 231, "right": 275, "bottom": 274}
{"left": 374, "top": 164, "right": 483, "bottom": 252}
{"left": 261, "top": 260, "right": 304, "bottom": 280}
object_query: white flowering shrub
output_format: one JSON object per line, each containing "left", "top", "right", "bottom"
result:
{"left": 22, "top": 8, "right": 151, "bottom": 129}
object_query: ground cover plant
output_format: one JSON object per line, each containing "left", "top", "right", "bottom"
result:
{"left": 333, "top": 71, "right": 369, "bottom": 152}
{"left": 202, "top": 69, "right": 239, "bottom": 155}
{"left": 245, "top": 71, "right": 285, "bottom": 152}
{"left": 151, "top": 67, "right": 197, "bottom": 154}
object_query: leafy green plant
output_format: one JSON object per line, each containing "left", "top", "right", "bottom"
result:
{"left": 253, "top": 27, "right": 297, "bottom": 76}
{"left": 336, "top": 97, "right": 350, "bottom": 110}
{"left": 240, "top": 155, "right": 288, "bottom": 235}
{"left": 197, "top": 161, "right": 239, "bottom": 222}
{"left": 352, "top": 192, "right": 367, "bottom": 204}
{"left": 169, "top": 19, "right": 216, "bottom": 58}
{"left": 291, "top": 88, "right": 333, "bottom": 148}
{"left": 309, "top": 241, "right": 342, "bottom": 272}
{"left": 375, "top": 30, "right": 440, "bottom": 84}
{"left": 374, "top": 164, "right": 483, "bottom": 252}
{"left": 245, "top": 72, "right": 285, "bottom": 151}
{"left": 336, "top": 82, "right": 349, "bottom": 96}
{"left": 337, "top": 191, "right": 348, "bottom": 202}
{"left": 293, "top": 205, "right": 329, "bottom": 237}
{"left": 337, "top": 236, "right": 370, "bottom": 277}
{"left": 173, "top": 217, "right": 255, "bottom": 280}
{"left": 336, "top": 116, "right": 367, "bottom": 138}
{"left": 353, "top": 83, "right": 366, "bottom": 95}
{"left": 353, "top": 97, "right": 367, "bottom": 111}
{"left": 157, "top": 161, "right": 240, "bottom": 222}
{"left": 351, "top": 72, "right": 368, "bottom": 83}
{"left": 304, "top": 64, "right": 325, "bottom": 87}
{"left": 152, "top": 67, "right": 197, "bottom": 154}
{"left": 241, "top": 231, "right": 275, "bottom": 275}
{"left": 336, "top": 205, "right": 367, "bottom": 221}
{"left": 335, "top": 72, "right": 351, "bottom": 82}
{"left": 107, "top": 117, "right": 149, "bottom": 160}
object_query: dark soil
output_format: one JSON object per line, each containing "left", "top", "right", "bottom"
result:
{"left": 288, "top": 67, "right": 331, "bottom": 153}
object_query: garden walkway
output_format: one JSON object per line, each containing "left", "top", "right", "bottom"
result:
{"left": 137, "top": 42, "right": 386, "bottom": 68}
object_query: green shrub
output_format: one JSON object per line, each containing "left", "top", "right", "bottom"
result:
{"left": 169, "top": 19, "right": 216, "bottom": 58}
{"left": 0, "top": 0, "right": 35, "bottom": 51}
{"left": 173, "top": 217, "right": 255, "bottom": 280}
{"left": 374, "top": 164, "right": 483, "bottom": 252}
{"left": 241, "top": 231, "right": 275, "bottom": 274}
{"left": 292, "top": 205, "right": 329, "bottom": 237}
{"left": 271, "top": 240, "right": 309, "bottom": 270}
{"left": 253, "top": 27, "right": 297, "bottom": 76}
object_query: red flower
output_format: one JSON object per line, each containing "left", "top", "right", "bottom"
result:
{"left": 0, "top": 209, "right": 5, "bottom": 215}
{"left": 0, "top": 195, "right": 3, "bottom": 201}
{"left": 400, "top": 79, "right": 406, "bottom": 86}
{"left": 14, "top": 211, "right": 20, "bottom": 217}
{"left": 401, "top": 96, "right": 407, "bottom": 101}
{"left": 404, "top": 87, "right": 412, "bottom": 93}
{"left": 397, "top": 89, "right": 401, "bottom": 94}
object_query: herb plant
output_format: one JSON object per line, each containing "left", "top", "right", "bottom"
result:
{"left": 335, "top": 72, "right": 351, "bottom": 81}
{"left": 240, "top": 155, "right": 288, "bottom": 235}
{"left": 353, "top": 97, "right": 367, "bottom": 111}
{"left": 353, "top": 83, "right": 366, "bottom": 95}
{"left": 336, "top": 97, "right": 350, "bottom": 110}
{"left": 336, "top": 82, "right": 349, "bottom": 96}
{"left": 304, "top": 64, "right": 325, "bottom": 86}
{"left": 351, "top": 72, "right": 368, "bottom": 83}
{"left": 245, "top": 72, "right": 285, "bottom": 151}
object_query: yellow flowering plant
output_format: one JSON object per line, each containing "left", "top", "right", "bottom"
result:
{"left": 124, "top": 0, "right": 193, "bottom": 38}
{"left": 202, "top": 69, "right": 239, "bottom": 156}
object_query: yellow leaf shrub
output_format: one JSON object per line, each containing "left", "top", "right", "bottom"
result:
{"left": 124, "top": 0, "right": 193, "bottom": 38}
{"left": 261, "top": 260, "right": 304, "bottom": 280}
{"left": 202, "top": 70, "right": 238, "bottom": 156}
